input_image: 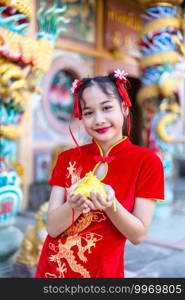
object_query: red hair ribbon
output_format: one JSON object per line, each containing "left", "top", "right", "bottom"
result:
{"left": 113, "top": 69, "right": 132, "bottom": 137}
{"left": 115, "top": 78, "right": 132, "bottom": 107}
{"left": 113, "top": 70, "right": 132, "bottom": 108}
{"left": 93, "top": 155, "right": 115, "bottom": 163}
{"left": 71, "top": 79, "right": 83, "bottom": 119}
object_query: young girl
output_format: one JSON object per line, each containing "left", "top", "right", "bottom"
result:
{"left": 35, "top": 69, "right": 164, "bottom": 278}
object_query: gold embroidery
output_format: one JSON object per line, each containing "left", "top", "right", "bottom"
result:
{"left": 67, "top": 161, "right": 76, "bottom": 177}
{"left": 46, "top": 212, "right": 106, "bottom": 278}
{"left": 66, "top": 161, "right": 82, "bottom": 184}
{"left": 45, "top": 161, "right": 106, "bottom": 278}
{"left": 45, "top": 262, "right": 67, "bottom": 278}
{"left": 46, "top": 232, "right": 103, "bottom": 278}
{"left": 62, "top": 211, "right": 106, "bottom": 237}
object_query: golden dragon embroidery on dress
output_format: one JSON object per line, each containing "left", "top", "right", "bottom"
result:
{"left": 45, "top": 161, "right": 107, "bottom": 278}
{"left": 45, "top": 211, "right": 106, "bottom": 278}
{"left": 66, "top": 161, "right": 82, "bottom": 184}
{"left": 45, "top": 232, "right": 103, "bottom": 278}
{"left": 62, "top": 211, "right": 106, "bottom": 237}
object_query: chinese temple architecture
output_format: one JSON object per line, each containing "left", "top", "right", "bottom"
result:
{"left": 0, "top": 0, "right": 185, "bottom": 277}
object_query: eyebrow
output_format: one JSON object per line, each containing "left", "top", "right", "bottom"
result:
{"left": 82, "top": 100, "right": 112, "bottom": 111}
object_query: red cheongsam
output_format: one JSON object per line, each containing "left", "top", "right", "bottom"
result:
{"left": 35, "top": 137, "right": 164, "bottom": 278}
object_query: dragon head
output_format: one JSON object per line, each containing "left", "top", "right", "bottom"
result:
{"left": 0, "top": 0, "right": 33, "bottom": 35}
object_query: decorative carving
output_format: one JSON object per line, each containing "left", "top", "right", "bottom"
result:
{"left": 16, "top": 202, "right": 49, "bottom": 266}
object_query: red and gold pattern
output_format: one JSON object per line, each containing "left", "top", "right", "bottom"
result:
{"left": 45, "top": 211, "right": 106, "bottom": 278}
{"left": 36, "top": 138, "right": 164, "bottom": 278}
{"left": 43, "top": 161, "right": 106, "bottom": 278}
{"left": 66, "top": 161, "right": 82, "bottom": 185}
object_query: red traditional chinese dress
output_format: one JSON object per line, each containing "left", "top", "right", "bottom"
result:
{"left": 35, "top": 137, "right": 164, "bottom": 278}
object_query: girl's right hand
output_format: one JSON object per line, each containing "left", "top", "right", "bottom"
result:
{"left": 67, "top": 183, "right": 92, "bottom": 213}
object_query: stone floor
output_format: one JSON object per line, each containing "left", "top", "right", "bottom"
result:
{"left": 125, "top": 241, "right": 185, "bottom": 278}
{"left": 145, "top": 201, "right": 185, "bottom": 250}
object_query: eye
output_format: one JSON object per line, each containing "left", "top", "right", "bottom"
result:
{"left": 103, "top": 106, "right": 113, "bottom": 111}
{"left": 83, "top": 111, "right": 92, "bottom": 116}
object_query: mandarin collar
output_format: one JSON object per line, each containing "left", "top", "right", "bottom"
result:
{"left": 91, "top": 136, "right": 132, "bottom": 156}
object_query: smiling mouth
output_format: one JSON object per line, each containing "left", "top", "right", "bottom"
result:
{"left": 95, "top": 127, "right": 111, "bottom": 133}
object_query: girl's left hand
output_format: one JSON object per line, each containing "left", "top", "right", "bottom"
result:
{"left": 89, "top": 184, "right": 115, "bottom": 211}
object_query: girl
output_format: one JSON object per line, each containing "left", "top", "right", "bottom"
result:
{"left": 35, "top": 69, "right": 164, "bottom": 278}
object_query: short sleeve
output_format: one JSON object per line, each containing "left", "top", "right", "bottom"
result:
{"left": 135, "top": 152, "right": 164, "bottom": 201}
{"left": 48, "top": 152, "right": 67, "bottom": 187}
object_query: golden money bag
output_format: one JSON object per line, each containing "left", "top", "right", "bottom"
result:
{"left": 73, "top": 171, "right": 107, "bottom": 199}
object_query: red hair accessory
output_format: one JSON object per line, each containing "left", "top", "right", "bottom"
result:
{"left": 71, "top": 79, "right": 83, "bottom": 119}
{"left": 113, "top": 69, "right": 132, "bottom": 108}
{"left": 113, "top": 69, "right": 132, "bottom": 137}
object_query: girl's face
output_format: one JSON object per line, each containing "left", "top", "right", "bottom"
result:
{"left": 81, "top": 84, "right": 128, "bottom": 148}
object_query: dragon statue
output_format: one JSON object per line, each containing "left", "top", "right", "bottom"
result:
{"left": 13, "top": 201, "right": 49, "bottom": 277}
{"left": 0, "top": 0, "right": 69, "bottom": 277}
{"left": 137, "top": 0, "right": 185, "bottom": 217}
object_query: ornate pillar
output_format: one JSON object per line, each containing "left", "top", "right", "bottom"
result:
{"left": 137, "top": 0, "right": 185, "bottom": 217}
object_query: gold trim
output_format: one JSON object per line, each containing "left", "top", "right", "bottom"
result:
{"left": 147, "top": 2, "right": 174, "bottom": 7}
{"left": 92, "top": 137, "right": 127, "bottom": 212}
{"left": 139, "top": 51, "right": 178, "bottom": 68}
{"left": 152, "top": 198, "right": 165, "bottom": 201}
{"left": 92, "top": 137, "right": 127, "bottom": 181}
{"left": 105, "top": 136, "right": 127, "bottom": 156}
{"left": 92, "top": 142, "right": 108, "bottom": 180}
{"left": 140, "top": 18, "right": 180, "bottom": 38}
{"left": 93, "top": 162, "right": 109, "bottom": 181}
{"left": 56, "top": 39, "right": 113, "bottom": 59}
{"left": 136, "top": 197, "right": 165, "bottom": 201}
{"left": 137, "top": 0, "right": 182, "bottom": 7}
{"left": 94, "top": 141, "right": 104, "bottom": 156}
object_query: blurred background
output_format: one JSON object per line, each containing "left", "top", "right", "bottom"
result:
{"left": 0, "top": 0, "right": 185, "bottom": 278}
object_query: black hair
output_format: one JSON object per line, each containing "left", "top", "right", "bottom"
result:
{"left": 78, "top": 75, "right": 123, "bottom": 104}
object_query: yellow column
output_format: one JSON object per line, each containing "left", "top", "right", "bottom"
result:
{"left": 95, "top": 0, "right": 104, "bottom": 75}
{"left": 17, "top": 0, "right": 37, "bottom": 211}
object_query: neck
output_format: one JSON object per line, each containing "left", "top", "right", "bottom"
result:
{"left": 95, "top": 135, "right": 125, "bottom": 155}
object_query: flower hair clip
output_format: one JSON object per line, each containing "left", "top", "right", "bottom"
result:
{"left": 70, "top": 78, "right": 84, "bottom": 119}
{"left": 112, "top": 69, "right": 131, "bottom": 108}
{"left": 113, "top": 69, "right": 128, "bottom": 82}
{"left": 71, "top": 79, "right": 83, "bottom": 94}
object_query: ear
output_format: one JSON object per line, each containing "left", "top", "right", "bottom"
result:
{"left": 121, "top": 104, "right": 129, "bottom": 117}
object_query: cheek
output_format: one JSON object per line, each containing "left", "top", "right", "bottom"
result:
{"left": 82, "top": 118, "right": 92, "bottom": 131}
{"left": 112, "top": 111, "right": 124, "bottom": 125}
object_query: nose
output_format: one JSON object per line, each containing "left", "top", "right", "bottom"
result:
{"left": 94, "top": 111, "right": 105, "bottom": 125}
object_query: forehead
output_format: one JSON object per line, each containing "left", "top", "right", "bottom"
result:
{"left": 82, "top": 84, "right": 115, "bottom": 104}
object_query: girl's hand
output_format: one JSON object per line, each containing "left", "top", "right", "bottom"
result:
{"left": 89, "top": 184, "right": 115, "bottom": 211}
{"left": 67, "top": 183, "right": 92, "bottom": 213}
